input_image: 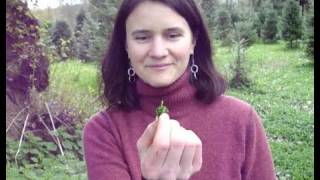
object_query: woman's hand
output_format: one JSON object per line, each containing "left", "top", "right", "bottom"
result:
{"left": 137, "top": 113, "right": 202, "bottom": 180}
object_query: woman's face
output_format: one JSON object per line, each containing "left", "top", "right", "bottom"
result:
{"left": 126, "top": 1, "right": 195, "bottom": 87}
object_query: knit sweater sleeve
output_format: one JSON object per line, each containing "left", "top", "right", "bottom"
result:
{"left": 83, "top": 112, "right": 131, "bottom": 180}
{"left": 241, "top": 107, "right": 276, "bottom": 180}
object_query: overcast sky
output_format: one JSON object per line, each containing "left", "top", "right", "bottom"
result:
{"left": 26, "top": 0, "right": 83, "bottom": 10}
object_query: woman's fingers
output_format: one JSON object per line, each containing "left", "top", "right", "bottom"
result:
{"left": 176, "top": 129, "right": 204, "bottom": 179}
{"left": 146, "top": 113, "right": 171, "bottom": 170}
{"left": 162, "top": 121, "right": 185, "bottom": 170}
{"left": 178, "top": 130, "right": 196, "bottom": 178}
{"left": 136, "top": 117, "right": 159, "bottom": 153}
{"left": 152, "top": 113, "right": 171, "bottom": 148}
{"left": 190, "top": 130, "right": 203, "bottom": 173}
{"left": 138, "top": 114, "right": 203, "bottom": 179}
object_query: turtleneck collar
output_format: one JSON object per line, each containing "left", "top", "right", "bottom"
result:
{"left": 136, "top": 70, "right": 197, "bottom": 118}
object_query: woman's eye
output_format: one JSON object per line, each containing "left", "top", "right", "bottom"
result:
{"left": 167, "top": 33, "right": 182, "bottom": 40}
{"left": 134, "top": 35, "right": 150, "bottom": 42}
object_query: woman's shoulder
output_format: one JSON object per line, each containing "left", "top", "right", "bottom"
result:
{"left": 83, "top": 109, "right": 113, "bottom": 133}
{"left": 215, "top": 95, "right": 253, "bottom": 111}
{"left": 215, "top": 95, "right": 262, "bottom": 124}
{"left": 84, "top": 106, "right": 128, "bottom": 131}
{"left": 212, "top": 95, "right": 259, "bottom": 121}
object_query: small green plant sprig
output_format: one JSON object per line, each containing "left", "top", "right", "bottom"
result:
{"left": 155, "top": 100, "right": 169, "bottom": 117}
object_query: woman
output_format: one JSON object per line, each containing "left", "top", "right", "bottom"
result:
{"left": 83, "top": 0, "right": 276, "bottom": 179}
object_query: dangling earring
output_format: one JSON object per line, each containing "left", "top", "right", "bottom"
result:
{"left": 190, "top": 54, "right": 199, "bottom": 80}
{"left": 128, "top": 66, "right": 136, "bottom": 82}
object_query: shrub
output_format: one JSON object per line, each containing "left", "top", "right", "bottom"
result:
{"left": 6, "top": 0, "right": 49, "bottom": 138}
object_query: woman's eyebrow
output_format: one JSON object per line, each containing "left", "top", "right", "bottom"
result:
{"left": 131, "top": 29, "right": 150, "bottom": 36}
{"left": 166, "top": 27, "right": 184, "bottom": 32}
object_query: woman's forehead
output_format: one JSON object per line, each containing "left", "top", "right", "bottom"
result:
{"left": 126, "top": 1, "right": 189, "bottom": 32}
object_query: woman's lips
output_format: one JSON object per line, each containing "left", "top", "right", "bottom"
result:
{"left": 147, "top": 63, "right": 172, "bottom": 70}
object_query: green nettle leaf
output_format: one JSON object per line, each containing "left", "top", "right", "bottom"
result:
{"left": 155, "top": 100, "right": 169, "bottom": 117}
{"left": 30, "top": 157, "right": 38, "bottom": 163}
{"left": 63, "top": 141, "right": 73, "bottom": 150}
{"left": 45, "top": 142, "right": 57, "bottom": 151}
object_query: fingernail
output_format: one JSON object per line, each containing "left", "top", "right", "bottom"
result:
{"left": 159, "top": 113, "right": 169, "bottom": 120}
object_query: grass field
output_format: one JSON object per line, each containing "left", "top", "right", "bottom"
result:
{"left": 216, "top": 41, "right": 314, "bottom": 179}
{"left": 6, "top": 42, "right": 314, "bottom": 179}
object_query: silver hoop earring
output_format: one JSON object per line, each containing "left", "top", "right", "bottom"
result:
{"left": 128, "top": 67, "right": 136, "bottom": 82}
{"left": 190, "top": 55, "right": 199, "bottom": 80}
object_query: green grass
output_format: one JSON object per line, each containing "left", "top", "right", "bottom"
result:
{"left": 215, "top": 41, "right": 314, "bottom": 179}
{"left": 43, "top": 59, "right": 102, "bottom": 120}
{"left": 6, "top": 42, "right": 313, "bottom": 179}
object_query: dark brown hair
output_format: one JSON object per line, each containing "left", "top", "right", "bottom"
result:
{"left": 100, "top": 0, "right": 227, "bottom": 111}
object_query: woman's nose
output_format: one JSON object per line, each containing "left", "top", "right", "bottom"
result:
{"left": 149, "top": 37, "right": 168, "bottom": 59}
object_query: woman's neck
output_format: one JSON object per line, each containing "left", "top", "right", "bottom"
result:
{"left": 136, "top": 70, "right": 197, "bottom": 118}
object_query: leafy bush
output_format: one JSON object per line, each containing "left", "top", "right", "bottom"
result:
{"left": 6, "top": 0, "right": 49, "bottom": 102}
{"left": 6, "top": 121, "right": 86, "bottom": 179}
{"left": 6, "top": 0, "right": 49, "bottom": 139}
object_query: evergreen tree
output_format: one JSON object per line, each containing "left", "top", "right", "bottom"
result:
{"left": 304, "top": 4, "right": 313, "bottom": 60}
{"left": 88, "top": 0, "right": 119, "bottom": 61}
{"left": 228, "top": 5, "right": 257, "bottom": 46}
{"left": 200, "top": 0, "right": 220, "bottom": 38}
{"left": 51, "top": 20, "right": 72, "bottom": 59}
{"left": 74, "top": 9, "right": 86, "bottom": 39}
{"left": 281, "top": 0, "right": 303, "bottom": 48}
{"left": 214, "top": 8, "right": 232, "bottom": 46}
{"left": 73, "top": 9, "right": 92, "bottom": 61}
{"left": 252, "top": 10, "right": 265, "bottom": 38}
{"left": 299, "top": 0, "right": 310, "bottom": 16}
{"left": 269, "top": 0, "right": 287, "bottom": 17}
{"left": 261, "top": 2, "right": 278, "bottom": 43}
{"left": 232, "top": 20, "right": 257, "bottom": 47}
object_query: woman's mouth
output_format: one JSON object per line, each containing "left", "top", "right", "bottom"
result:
{"left": 146, "top": 63, "right": 172, "bottom": 70}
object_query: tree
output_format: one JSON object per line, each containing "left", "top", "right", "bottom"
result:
{"left": 73, "top": 8, "right": 92, "bottom": 61}
{"left": 214, "top": 8, "right": 232, "bottom": 46}
{"left": 87, "top": 0, "right": 120, "bottom": 61}
{"left": 229, "top": 27, "right": 251, "bottom": 89}
{"left": 232, "top": 20, "right": 257, "bottom": 47}
{"left": 304, "top": 3, "right": 313, "bottom": 60}
{"left": 261, "top": 1, "right": 278, "bottom": 43}
{"left": 248, "top": 0, "right": 263, "bottom": 11}
{"left": 51, "top": 20, "right": 73, "bottom": 59}
{"left": 269, "top": 0, "right": 288, "bottom": 17}
{"left": 281, "top": 0, "right": 303, "bottom": 48}
{"left": 74, "top": 8, "right": 86, "bottom": 37}
{"left": 298, "top": 0, "right": 310, "bottom": 16}
{"left": 200, "top": 0, "right": 220, "bottom": 38}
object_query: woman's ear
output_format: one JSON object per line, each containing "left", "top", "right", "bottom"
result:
{"left": 125, "top": 42, "right": 130, "bottom": 59}
{"left": 125, "top": 41, "right": 128, "bottom": 52}
{"left": 192, "top": 33, "right": 197, "bottom": 49}
{"left": 191, "top": 38, "right": 197, "bottom": 54}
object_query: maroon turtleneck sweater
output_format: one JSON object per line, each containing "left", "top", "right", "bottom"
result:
{"left": 83, "top": 71, "right": 276, "bottom": 180}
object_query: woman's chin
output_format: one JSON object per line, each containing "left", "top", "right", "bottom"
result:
{"left": 145, "top": 77, "right": 176, "bottom": 88}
